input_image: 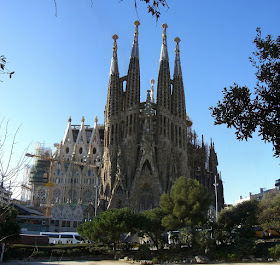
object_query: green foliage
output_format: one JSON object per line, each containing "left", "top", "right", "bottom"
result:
{"left": 135, "top": 244, "right": 151, "bottom": 260}
{"left": 210, "top": 28, "right": 280, "bottom": 157}
{"left": 152, "top": 257, "right": 159, "bottom": 264}
{"left": 258, "top": 190, "right": 280, "bottom": 231}
{"left": 0, "top": 205, "right": 20, "bottom": 243}
{"left": 77, "top": 208, "right": 137, "bottom": 247}
{"left": 234, "top": 237, "right": 256, "bottom": 258}
{"left": 178, "top": 227, "right": 193, "bottom": 247}
{"left": 195, "top": 230, "right": 215, "bottom": 254}
{"left": 269, "top": 244, "right": 280, "bottom": 258}
{"left": 215, "top": 200, "right": 259, "bottom": 244}
{"left": 139, "top": 208, "right": 166, "bottom": 249}
{"left": 160, "top": 177, "right": 210, "bottom": 230}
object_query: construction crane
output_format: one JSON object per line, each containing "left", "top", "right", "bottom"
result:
{"left": 25, "top": 152, "right": 98, "bottom": 217}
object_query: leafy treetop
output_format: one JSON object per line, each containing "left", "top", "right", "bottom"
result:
{"left": 210, "top": 28, "right": 280, "bottom": 157}
{"left": 160, "top": 176, "right": 210, "bottom": 230}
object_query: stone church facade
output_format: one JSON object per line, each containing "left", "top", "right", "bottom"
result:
{"left": 99, "top": 21, "right": 224, "bottom": 213}
{"left": 29, "top": 21, "right": 224, "bottom": 227}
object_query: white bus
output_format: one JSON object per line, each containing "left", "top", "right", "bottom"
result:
{"left": 40, "top": 232, "right": 82, "bottom": 244}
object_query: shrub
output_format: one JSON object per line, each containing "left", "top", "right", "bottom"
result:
{"left": 152, "top": 257, "right": 159, "bottom": 264}
{"left": 135, "top": 245, "right": 151, "bottom": 260}
{"left": 269, "top": 244, "right": 280, "bottom": 258}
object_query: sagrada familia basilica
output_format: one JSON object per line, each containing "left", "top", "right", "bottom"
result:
{"left": 29, "top": 21, "right": 224, "bottom": 231}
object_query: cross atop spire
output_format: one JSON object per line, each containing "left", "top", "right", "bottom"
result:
{"left": 110, "top": 34, "right": 119, "bottom": 75}
{"left": 131, "top": 20, "right": 140, "bottom": 58}
{"left": 160, "top": 23, "right": 169, "bottom": 62}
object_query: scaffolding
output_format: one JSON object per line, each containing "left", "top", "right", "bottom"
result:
{"left": 29, "top": 142, "right": 52, "bottom": 184}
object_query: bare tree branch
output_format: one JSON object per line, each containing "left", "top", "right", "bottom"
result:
{"left": 0, "top": 118, "right": 31, "bottom": 191}
{"left": 0, "top": 56, "right": 14, "bottom": 82}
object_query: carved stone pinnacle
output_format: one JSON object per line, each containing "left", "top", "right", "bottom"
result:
{"left": 112, "top": 34, "right": 119, "bottom": 41}
{"left": 174, "top": 37, "right": 181, "bottom": 43}
{"left": 134, "top": 20, "right": 140, "bottom": 27}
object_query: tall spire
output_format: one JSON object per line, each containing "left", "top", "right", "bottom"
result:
{"left": 174, "top": 37, "right": 182, "bottom": 77}
{"left": 157, "top": 23, "right": 171, "bottom": 112}
{"left": 125, "top": 21, "right": 141, "bottom": 109}
{"left": 131, "top": 20, "right": 140, "bottom": 59}
{"left": 110, "top": 34, "right": 119, "bottom": 75}
{"left": 171, "top": 36, "right": 186, "bottom": 120}
{"left": 160, "top": 23, "right": 169, "bottom": 62}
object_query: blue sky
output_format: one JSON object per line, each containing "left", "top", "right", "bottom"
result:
{"left": 1, "top": 0, "right": 280, "bottom": 203}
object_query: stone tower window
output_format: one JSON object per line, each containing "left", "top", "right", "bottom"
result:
{"left": 66, "top": 147, "right": 69, "bottom": 154}
{"left": 92, "top": 147, "right": 96, "bottom": 154}
{"left": 179, "top": 127, "right": 182, "bottom": 148}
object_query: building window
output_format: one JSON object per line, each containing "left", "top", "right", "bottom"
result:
{"left": 62, "top": 220, "right": 66, "bottom": 227}
{"left": 73, "top": 221, "right": 78, "bottom": 228}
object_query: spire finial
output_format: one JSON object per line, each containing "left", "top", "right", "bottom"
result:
{"left": 173, "top": 36, "right": 182, "bottom": 77}
{"left": 112, "top": 34, "right": 119, "bottom": 53}
{"left": 110, "top": 34, "right": 119, "bottom": 75}
{"left": 174, "top": 37, "right": 181, "bottom": 55}
{"left": 134, "top": 20, "right": 140, "bottom": 38}
{"left": 162, "top": 23, "right": 168, "bottom": 43}
{"left": 131, "top": 21, "right": 140, "bottom": 58}
{"left": 68, "top": 116, "right": 72, "bottom": 123}
{"left": 95, "top": 116, "right": 98, "bottom": 123}
{"left": 81, "top": 116, "right": 85, "bottom": 123}
{"left": 160, "top": 23, "right": 169, "bottom": 61}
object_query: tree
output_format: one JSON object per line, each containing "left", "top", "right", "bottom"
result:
{"left": 139, "top": 208, "right": 166, "bottom": 249}
{"left": 52, "top": 0, "right": 169, "bottom": 19}
{"left": 210, "top": 28, "right": 280, "bottom": 157}
{"left": 0, "top": 118, "right": 30, "bottom": 196}
{"left": 0, "top": 205, "right": 20, "bottom": 262}
{"left": 0, "top": 206, "right": 20, "bottom": 242}
{"left": 258, "top": 190, "right": 280, "bottom": 231}
{"left": 129, "top": 0, "right": 169, "bottom": 20}
{"left": 0, "top": 56, "right": 14, "bottom": 82}
{"left": 214, "top": 200, "right": 259, "bottom": 245}
{"left": 160, "top": 177, "right": 210, "bottom": 230}
{"left": 77, "top": 208, "right": 137, "bottom": 249}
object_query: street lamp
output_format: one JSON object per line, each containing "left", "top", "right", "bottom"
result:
{"left": 213, "top": 175, "right": 219, "bottom": 221}
{"left": 94, "top": 183, "right": 99, "bottom": 216}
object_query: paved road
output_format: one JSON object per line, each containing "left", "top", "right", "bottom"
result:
{"left": 5, "top": 260, "right": 128, "bottom": 265}
{"left": 4, "top": 261, "right": 280, "bottom": 265}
